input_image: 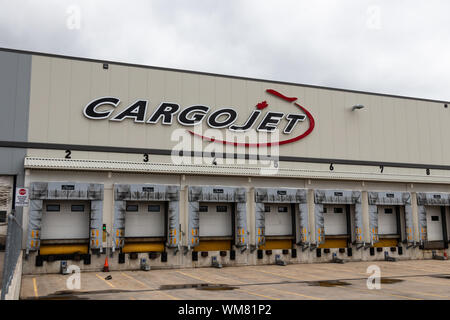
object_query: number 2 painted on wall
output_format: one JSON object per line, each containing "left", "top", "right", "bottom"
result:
{"left": 65, "top": 150, "right": 72, "bottom": 159}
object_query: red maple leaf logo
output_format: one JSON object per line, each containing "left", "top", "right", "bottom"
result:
{"left": 256, "top": 101, "right": 268, "bottom": 110}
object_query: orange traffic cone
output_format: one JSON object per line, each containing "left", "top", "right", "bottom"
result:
{"left": 103, "top": 256, "right": 110, "bottom": 272}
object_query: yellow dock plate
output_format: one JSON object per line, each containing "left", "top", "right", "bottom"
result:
{"left": 373, "top": 238, "right": 398, "bottom": 247}
{"left": 40, "top": 244, "right": 88, "bottom": 255}
{"left": 259, "top": 239, "right": 292, "bottom": 250}
{"left": 122, "top": 242, "right": 165, "bottom": 253}
{"left": 193, "top": 240, "right": 232, "bottom": 252}
{"left": 318, "top": 238, "right": 348, "bottom": 249}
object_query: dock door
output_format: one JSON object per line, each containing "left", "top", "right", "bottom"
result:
{"left": 112, "top": 184, "right": 180, "bottom": 258}
{"left": 417, "top": 193, "right": 449, "bottom": 250}
{"left": 26, "top": 182, "right": 104, "bottom": 266}
{"left": 368, "top": 191, "right": 414, "bottom": 249}
{"left": 314, "top": 190, "right": 362, "bottom": 252}
{"left": 122, "top": 201, "right": 167, "bottom": 253}
{"left": 188, "top": 186, "right": 247, "bottom": 259}
{"left": 254, "top": 188, "right": 309, "bottom": 258}
{"left": 39, "top": 200, "right": 91, "bottom": 255}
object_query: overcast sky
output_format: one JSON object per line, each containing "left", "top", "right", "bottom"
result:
{"left": 0, "top": 0, "right": 448, "bottom": 101}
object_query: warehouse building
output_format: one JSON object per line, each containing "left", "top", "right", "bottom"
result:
{"left": 0, "top": 47, "right": 449, "bottom": 275}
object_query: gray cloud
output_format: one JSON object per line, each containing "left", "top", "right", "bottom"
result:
{"left": 0, "top": 0, "right": 448, "bottom": 101}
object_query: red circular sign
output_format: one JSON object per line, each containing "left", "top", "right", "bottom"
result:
{"left": 19, "top": 188, "right": 26, "bottom": 195}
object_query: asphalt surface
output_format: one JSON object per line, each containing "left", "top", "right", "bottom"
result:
{"left": 21, "top": 259, "right": 450, "bottom": 300}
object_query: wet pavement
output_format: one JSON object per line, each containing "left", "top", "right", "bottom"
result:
{"left": 21, "top": 259, "right": 450, "bottom": 300}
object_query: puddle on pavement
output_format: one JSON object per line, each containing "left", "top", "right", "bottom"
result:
{"left": 308, "top": 280, "right": 351, "bottom": 287}
{"left": 31, "top": 295, "right": 90, "bottom": 300}
{"left": 380, "top": 278, "right": 403, "bottom": 284}
{"left": 430, "top": 275, "right": 450, "bottom": 280}
{"left": 196, "top": 284, "right": 238, "bottom": 291}
{"left": 160, "top": 283, "right": 238, "bottom": 291}
{"left": 22, "top": 289, "right": 128, "bottom": 300}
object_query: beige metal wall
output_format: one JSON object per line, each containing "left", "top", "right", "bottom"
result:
{"left": 26, "top": 55, "right": 450, "bottom": 171}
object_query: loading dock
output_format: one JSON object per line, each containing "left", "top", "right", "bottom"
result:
{"left": 375, "top": 205, "right": 403, "bottom": 247}
{"left": 26, "top": 182, "right": 104, "bottom": 265}
{"left": 425, "top": 207, "right": 443, "bottom": 241}
{"left": 112, "top": 184, "right": 180, "bottom": 257}
{"left": 39, "top": 201, "right": 90, "bottom": 255}
{"left": 254, "top": 188, "right": 308, "bottom": 254}
{"left": 122, "top": 201, "right": 166, "bottom": 253}
{"left": 320, "top": 204, "right": 351, "bottom": 248}
{"left": 195, "top": 202, "right": 233, "bottom": 252}
{"left": 417, "top": 193, "right": 449, "bottom": 250}
{"left": 314, "top": 190, "right": 362, "bottom": 250}
{"left": 262, "top": 203, "right": 294, "bottom": 249}
{"left": 1, "top": 48, "right": 449, "bottom": 278}
{"left": 368, "top": 191, "right": 414, "bottom": 249}
{"left": 188, "top": 186, "right": 247, "bottom": 257}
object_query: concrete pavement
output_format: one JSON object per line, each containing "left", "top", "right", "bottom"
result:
{"left": 20, "top": 259, "right": 450, "bottom": 300}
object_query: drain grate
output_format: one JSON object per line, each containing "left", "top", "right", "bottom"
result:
{"left": 308, "top": 280, "right": 351, "bottom": 287}
{"left": 160, "top": 283, "right": 237, "bottom": 290}
{"left": 380, "top": 278, "right": 403, "bottom": 284}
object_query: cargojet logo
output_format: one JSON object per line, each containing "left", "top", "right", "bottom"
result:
{"left": 83, "top": 89, "right": 315, "bottom": 147}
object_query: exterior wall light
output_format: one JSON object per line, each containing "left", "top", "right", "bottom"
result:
{"left": 351, "top": 104, "right": 365, "bottom": 111}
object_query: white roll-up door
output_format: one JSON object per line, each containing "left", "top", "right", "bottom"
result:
{"left": 426, "top": 206, "right": 443, "bottom": 241}
{"left": 378, "top": 206, "right": 397, "bottom": 235}
{"left": 41, "top": 201, "right": 90, "bottom": 240}
{"left": 323, "top": 205, "right": 347, "bottom": 235}
{"left": 199, "top": 202, "right": 232, "bottom": 237}
{"left": 124, "top": 201, "right": 165, "bottom": 237}
{"left": 265, "top": 204, "right": 292, "bottom": 236}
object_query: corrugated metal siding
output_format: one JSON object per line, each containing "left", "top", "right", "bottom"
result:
{"left": 23, "top": 157, "right": 450, "bottom": 184}
{"left": 26, "top": 55, "right": 450, "bottom": 172}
